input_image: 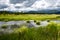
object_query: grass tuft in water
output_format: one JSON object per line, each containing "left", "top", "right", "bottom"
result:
{"left": 1, "top": 24, "right": 7, "bottom": 29}
{"left": 36, "top": 22, "right": 40, "bottom": 25}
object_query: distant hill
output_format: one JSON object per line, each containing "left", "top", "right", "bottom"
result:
{"left": 0, "top": 9, "right": 60, "bottom": 14}
{"left": 26, "top": 9, "right": 60, "bottom": 14}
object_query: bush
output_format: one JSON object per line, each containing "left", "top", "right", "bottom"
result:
{"left": 47, "top": 20, "right": 50, "bottom": 22}
{"left": 34, "top": 20, "right": 36, "bottom": 22}
{"left": 36, "top": 22, "right": 40, "bottom": 25}
{"left": 1, "top": 24, "right": 7, "bottom": 29}
{"left": 26, "top": 21, "right": 30, "bottom": 23}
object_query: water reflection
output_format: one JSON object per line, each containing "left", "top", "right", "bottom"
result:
{"left": 0, "top": 20, "right": 59, "bottom": 27}
{"left": 0, "top": 20, "right": 59, "bottom": 33}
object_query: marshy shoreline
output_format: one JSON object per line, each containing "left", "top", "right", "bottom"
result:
{"left": 0, "top": 14, "right": 60, "bottom": 21}
{"left": 0, "top": 13, "right": 60, "bottom": 40}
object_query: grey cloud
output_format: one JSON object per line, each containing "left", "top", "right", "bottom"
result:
{"left": 15, "top": 6, "right": 21, "bottom": 8}
{"left": 45, "top": 0, "right": 57, "bottom": 5}
{"left": 24, "top": 0, "right": 37, "bottom": 7}
{"left": 10, "top": 0, "right": 37, "bottom": 7}
{"left": 10, "top": 0, "right": 26, "bottom": 4}
{"left": 0, "top": 4, "right": 8, "bottom": 9}
{"left": 0, "top": 0, "right": 60, "bottom": 11}
{"left": 56, "top": 2, "right": 60, "bottom": 7}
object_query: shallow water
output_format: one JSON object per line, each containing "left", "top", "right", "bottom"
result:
{"left": 0, "top": 20, "right": 59, "bottom": 27}
{"left": 0, "top": 20, "right": 59, "bottom": 33}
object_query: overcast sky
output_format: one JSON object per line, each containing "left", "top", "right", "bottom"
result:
{"left": 0, "top": 0, "right": 60, "bottom": 12}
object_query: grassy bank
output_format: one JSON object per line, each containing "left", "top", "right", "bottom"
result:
{"left": 0, "top": 23, "right": 59, "bottom": 40}
{"left": 0, "top": 14, "right": 60, "bottom": 21}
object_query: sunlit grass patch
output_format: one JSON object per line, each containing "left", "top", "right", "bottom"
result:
{"left": 0, "top": 14, "right": 59, "bottom": 21}
{"left": 0, "top": 23, "right": 58, "bottom": 40}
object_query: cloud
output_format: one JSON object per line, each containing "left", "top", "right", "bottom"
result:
{"left": 45, "top": 0, "right": 57, "bottom": 4}
{"left": 31, "top": 0, "right": 60, "bottom": 9}
{"left": 0, "top": 0, "right": 60, "bottom": 12}
{"left": 0, "top": 0, "right": 10, "bottom": 4}
{"left": 24, "top": 0, "right": 36, "bottom": 7}
{"left": 18, "top": 7, "right": 37, "bottom": 12}
{"left": 0, "top": 4, "right": 8, "bottom": 9}
{"left": 31, "top": 0, "right": 51, "bottom": 9}
{"left": 10, "top": 0, "right": 26, "bottom": 4}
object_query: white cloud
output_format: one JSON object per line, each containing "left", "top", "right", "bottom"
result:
{"left": 0, "top": 0, "right": 10, "bottom": 5}
{"left": 18, "top": 7, "right": 37, "bottom": 12}
{"left": 31, "top": 0, "right": 51, "bottom": 9}
{"left": 0, "top": 0, "right": 60, "bottom": 12}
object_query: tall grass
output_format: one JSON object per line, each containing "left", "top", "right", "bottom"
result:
{"left": 0, "top": 14, "right": 58, "bottom": 21}
{"left": 0, "top": 23, "right": 58, "bottom": 40}
{"left": 57, "top": 23, "right": 60, "bottom": 40}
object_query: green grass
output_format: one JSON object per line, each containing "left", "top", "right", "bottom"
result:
{"left": 57, "top": 23, "right": 60, "bottom": 40}
{"left": 0, "top": 13, "right": 60, "bottom": 40}
{"left": 0, "top": 23, "right": 59, "bottom": 40}
{"left": 0, "top": 14, "right": 59, "bottom": 21}
{"left": 1, "top": 24, "right": 7, "bottom": 29}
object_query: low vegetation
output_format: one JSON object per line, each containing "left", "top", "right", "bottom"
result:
{"left": 0, "top": 13, "right": 59, "bottom": 21}
{"left": 0, "top": 23, "right": 59, "bottom": 40}
{"left": 1, "top": 24, "right": 7, "bottom": 29}
{"left": 36, "top": 22, "right": 40, "bottom": 25}
{"left": 0, "top": 11, "right": 60, "bottom": 40}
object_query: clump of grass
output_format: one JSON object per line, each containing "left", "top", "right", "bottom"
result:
{"left": 14, "top": 26, "right": 28, "bottom": 33}
{"left": 47, "top": 19, "right": 50, "bottom": 22}
{"left": 47, "top": 23, "right": 58, "bottom": 40}
{"left": 26, "top": 20, "right": 30, "bottom": 23}
{"left": 36, "top": 22, "right": 40, "bottom": 25}
{"left": 34, "top": 20, "right": 36, "bottom": 22}
{"left": 2, "top": 24, "right": 7, "bottom": 29}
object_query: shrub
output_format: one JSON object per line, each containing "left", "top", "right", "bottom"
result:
{"left": 26, "top": 21, "right": 30, "bottom": 23}
{"left": 36, "top": 22, "right": 40, "bottom": 25}
{"left": 47, "top": 20, "right": 50, "bottom": 22}
{"left": 2, "top": 24, "right": 7, "bottom": 29}
{"left": 34, "top": 20, "right": 36, "bottom": 22}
